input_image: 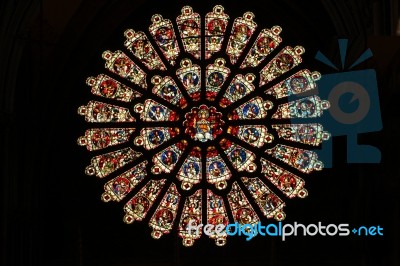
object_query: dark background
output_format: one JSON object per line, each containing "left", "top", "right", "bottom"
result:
{"left": 1, "top": 0, "right": 400, "bottom": 265}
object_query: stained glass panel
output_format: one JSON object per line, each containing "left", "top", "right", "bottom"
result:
{"left": 241, "top": 176, "right": 286, "bottom": 220}
{"left": 206, "top": 146, "right": 231, "bottom": 190}
{"left": 272, "top": 123, "right": 331, "bottom": 146}
{"left": 265, "top": 69, "right": 321, "bottom": 99}
{"left": 78, "top": 128, "right": 135, "bottom": 151}
{"left": 220, "top": 73, "right": 255, "bottom": 107}
{"left": 259, "top": 46, "right": 304, "bottom": 86}
{"left": 177, "top": 147, "right": 202, "bottom": 190}
{"left": 78, "top": 101, "right": 135, "bottom": 123}
{"left": 266, "top": 144, "right": 323, "bottom": 173}
{"left": 134, "top": 127, "right": 179, "bottom": 150}
{"left": 85, "top": 148, "right": 142, "bottom": 178}
{"left": 151, "top": 140, "right": 188, "bottom": 174}
{"left": 205, "top": 58, "right": 230, "bottom": 101}
{"left": 149, "top": 14, "right": 180, "bottom": 65}
{"left": 124, "top": 30, "right": 166, "bottom": 70}
{"left": 149, "top": 183, "right": 180, "bottom": 238}
{"left": 240, "top": 26, "right": 282, "bottom": 68}
{"left": 228, "top": 125, "right": 273, "bottom": 148}
{"left": 124, "top": 179, "right": 166, "bottom": 223}
{"left": 102, "top": 50, "right": 147, "bottom": 88}
{"left": 176, "top": 6, "right": 201, "bottom": 59}
{"left": 176, "top": 59, "right": 201, "bottom": 101}
{"left": 134, "top": 99, "right": 179, "bottom": 122}
{"left": 226, "top": 12, "right": 257, "bottom": 65}
{"left": 228, "top": 97, "right": 273, "bottom": 120}
{"left": 272, "top": 95, "right": 330, "bottom": 119}
{"left": 102, "top": 161, "right": 148, "bottom": 202}
{"left": 86, "top": 74, "right": 142, "bottom": 102}
{"left": 78, "top": 5, "right": 331, "bottom": 246}
{"left": 261, "top": 158, "right": 308, "bottom": 198}
{"left": 178, "top": 189, "right": 202, "bottom": 246}
{"left": 227, "top": 182, "right": 260, "bottom": 225}
{"left": 205, "top": 5, "right": 229, "bottom": 59}
{"left": 151, "top": 75, "right": 187, "bottom": 108}
{"left": 220, "top": 139, "right": 256, "bottom": 172}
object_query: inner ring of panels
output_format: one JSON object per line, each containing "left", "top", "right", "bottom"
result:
{"left": 78, "top": 5, "right": 331, "bottom": 247}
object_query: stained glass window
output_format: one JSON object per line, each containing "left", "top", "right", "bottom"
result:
{"left": 78, "top": 5, "right": 331, "bottom": 246}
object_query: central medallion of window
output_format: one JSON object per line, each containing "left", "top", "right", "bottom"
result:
{"left": 183, "top": 105, "right": 224, "bottom": 142}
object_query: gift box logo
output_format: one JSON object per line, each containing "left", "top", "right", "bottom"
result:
{"left": 290, "top": 39, "right": 382, "bottom": 167}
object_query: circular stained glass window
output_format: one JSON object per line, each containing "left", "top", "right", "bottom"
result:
{"left": 78, "top": 5, "right": 331, "bottom": 247}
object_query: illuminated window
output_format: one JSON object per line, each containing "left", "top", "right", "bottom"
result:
{"left": 78, "top": 5, "right": 330, "bottom": 246}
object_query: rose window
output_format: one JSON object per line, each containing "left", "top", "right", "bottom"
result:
{"left": 78, "top": 5, "right": 331, "bottom": 247}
